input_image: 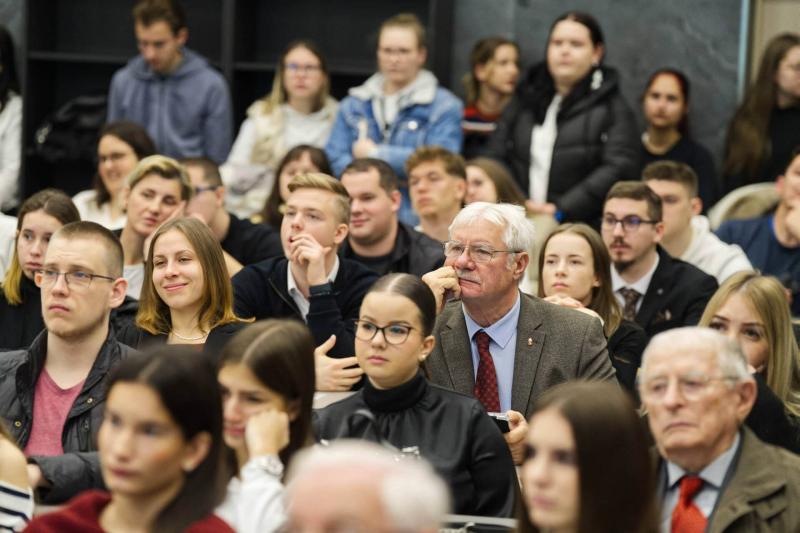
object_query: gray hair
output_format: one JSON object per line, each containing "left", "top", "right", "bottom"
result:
{"left": 641, "top": 327, "right": 752, "bottom": 382}
{"left": 449, "top": 202, "right": 535, "bottom": 257}
{"left": 286, "top": 440, "right": 450, "bottom": 531}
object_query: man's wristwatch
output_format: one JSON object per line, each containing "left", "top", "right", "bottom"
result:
{"left": 253, "top": 454, "right": 284, "bottom": 477}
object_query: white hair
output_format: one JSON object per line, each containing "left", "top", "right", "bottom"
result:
{"left": 641, "top": 327, "right": 752, "bottom": 382}
{"left": 286, "top": 440, "right": 450, "bottom": 531}
{"left": 449, "top": 202, "right": 536, "bottom": 256}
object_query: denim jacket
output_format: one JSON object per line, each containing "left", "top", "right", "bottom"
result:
{"left": 325, "top": 70, "right": 463, "bottom": 178}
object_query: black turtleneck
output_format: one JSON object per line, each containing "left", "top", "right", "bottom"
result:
{"left": 362, "top": 370, "right": 427, "bottom": 413}
{"left": 315, "top": 369, "right": 517, "bottom": 517}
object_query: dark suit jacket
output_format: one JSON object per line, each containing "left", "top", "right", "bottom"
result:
{"left": 425, "top": 292, "right": 616, "bottom": 418}
{"left": 635, "top": 246, "right": 718, "bottom": 337}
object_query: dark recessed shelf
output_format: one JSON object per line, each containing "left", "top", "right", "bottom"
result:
{"left": 234, "top": 60, "right": 374, "bottom": 76}
{"left": 28, "top": 50, "right": 129, "bottom": 65}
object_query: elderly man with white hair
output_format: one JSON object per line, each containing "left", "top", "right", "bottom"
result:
{"left": 284, "top": 440, "right": 450, "bottom": 533}
{"left": 422, "top": 202, "right": 615, "bottom": 464}
{"left": 640, "top": 327, "right": 800, "bottom": 533}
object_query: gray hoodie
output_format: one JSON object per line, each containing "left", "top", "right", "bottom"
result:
{"left": 107, "top": 47, "right": 232, "bottom": 163}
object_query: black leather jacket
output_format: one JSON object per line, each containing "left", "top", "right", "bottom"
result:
{"left": 486, "top": 62, "right": 639, "bottom": 223}
{"left": 314, "top": 372, "right": 517, "bottom": 517}
{"left": 0, "top": 328, "right": 136, "bottom": 503}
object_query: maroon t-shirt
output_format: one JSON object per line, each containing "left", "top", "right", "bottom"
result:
{"left": 24, "top": 369, "right": 85, "bottom": 456}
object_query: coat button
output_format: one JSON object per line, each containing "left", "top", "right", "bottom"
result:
{"left": 407, "top": 120, "right": 418, "bottom": 130}
{"left": 13, "top": 420, "right": 21, "bottom": 428}
{"left": 86, "top": 397, "right": 94, "bottom": 404}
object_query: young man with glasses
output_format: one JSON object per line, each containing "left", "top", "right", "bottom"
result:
{"left": 422, "top": 202, "right": 614, "bottom": 464}
{"left": 0, "top": 222, "right": 134, "bottom": 503}
{"left": 641, "top": 327, "right": 800, "bottom": 532}
{"left": 182, "top": 157, "right": 282, "bottom": 275}
{"left": 601, "top": 181, "right": 717, "bottom": 337}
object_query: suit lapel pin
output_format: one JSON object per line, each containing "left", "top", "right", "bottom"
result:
{"left": 657, "top": 288, "right": 664, "bottom": 295}
{"left": 528, "top": 338, "right": 533, "bottom": 346}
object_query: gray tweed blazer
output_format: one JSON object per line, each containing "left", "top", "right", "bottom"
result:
{"left": 425, "top": 292, "right": 616, "bottom": 418}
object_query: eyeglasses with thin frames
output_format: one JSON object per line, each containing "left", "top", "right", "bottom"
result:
{"left": 638, "top": 373, "right": 739, "bottom": 403}
{"left": 35, "top": 269, "right": 116, "bottom": 290}
{"left": 443, "top": 241, "right": 522, "bottom": 264}
{"left": 601, "top": 214, "right": 659, "bottom": 233}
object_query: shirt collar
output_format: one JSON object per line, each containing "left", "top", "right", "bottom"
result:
{"left": 287, "top": 256, "right": 340, "bottom": 296}
{"left": 463, "top": 291, "right": 521, "bottom": 348}
{"left": 666, "top": 431, "right": 741, "bottom": 490}
{"left": 611, "top": 253, "right": 660, "bottom": 295}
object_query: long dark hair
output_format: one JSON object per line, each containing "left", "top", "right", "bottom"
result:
{"left": 642, "top": 68, "right": 691, "bottom": 136}
{"left": 537, "top": 223, "right": 622, "bottom": 337}
{"left": 219, "top": 320, "right": 316, "bottom": 468}
{"left": 517, "top": 381, "right": 659, "bottom": 533}
{"left": 724, "top": 33, "right": 800, "bottom": 181}
{"left": 106, "top": 346, "right": 231, "bottom": 532}
{"left": 94, "top": 121, "right": 157, "bottom": 206}
{"left": 466, "top": 157, "right": 527, "bottom": 206}
{"left": 462, "top": 36, "right": 520, "bottom": 106}
{"left": 261, "top": 145, "right": 332, "bottom": 229}
{"left": 0, "top": 26, "right": 19, "bottom": 110}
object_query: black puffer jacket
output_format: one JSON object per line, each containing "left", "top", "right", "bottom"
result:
{"left": 0, "top": 328, "right": 136, "bottom": 503}
{"left": 486, "top": 63, "right": 639, "bottom": 223}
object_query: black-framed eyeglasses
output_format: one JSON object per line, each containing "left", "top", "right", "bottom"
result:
{"left": 193, "top": 184, "right": 220, "bottom": 195}
{"left": 354, "top": 319, "right": 415, "bottom": 345}
{"left": 601, "top": 214, "right": 659, "bottom": 233}
{"left": 35, "top": 269, "right": 116, "bottom": 289}
{"left": 443, "top": 241, "right": 522, "bottom": 264}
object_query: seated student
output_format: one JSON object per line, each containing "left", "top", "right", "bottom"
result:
{"left": 717, "top": 148, "right": 800, "bottom": 315}
{"left": 538, "top": 223, "right": 648, "bottom": 392}
{"left": 641, "top": 327, "right": 800, "bottom": 533}
{"left": 0, "top": 222, "right": 131, "bottom": 503}
{"left": 339, "top": 158, "right": 444, "bottom": 277}
{"left": 701, "top": 272, "right": 800, "bottom": 453}
{"left": 639, "top": 69, "right": 720, "bottom": 209}
{"left": 315, "top": 273, "right": 517, "bottom": 517}
{"left": 0, "top": 421, "right": 32, "bottom": 532}
{"left": 183, "top": 157, "right": 282, "bottom": 275}
{"left": 25, "top": 347, "right": 234, "bottom": 532}
{"left": 223, "top": 40, "right": 338, "bottom": 219}
{"left": 406, "top": 146, "right": 467, "bottom": 242}
{"left": 461, "top": 37, "right": 520, "bottom": 159}
{"left": 72, "top": 121, "right": 156, "bottom": 231}
{"left": 259, "top": 145, "right": 332, "bottom": 230}
{"left": 642, "top": 161, "right": 752, "bottom": 283}
{"left": 465, "top": 157, "right": 527, "bottom": 206}
{"left": 216, "top": 320, "right": 315, "bottom": 533}
{"left": 325, "top": 13, "right": 463, "bottom": 225}
{"left": 116, "top": 217, "right": 247, "bottom": 356}
{"left": 601, "top": 181, "right": 718, "bottom": 337}
{"left": 118, "top": 155, "right": 193, "bottom": 299}
{"left": 285, "top": 441, "right": 449, "bottom": 533}
{"left": 519, "top": 381, "right": 658, "bottom": 533}
{"left": 232, "top": 173, "right": 378, "bottom": 357}
{"left": 0, "top": 190, "right": 80, "bottom": 350}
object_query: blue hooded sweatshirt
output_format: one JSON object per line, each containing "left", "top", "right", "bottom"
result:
{"left": 107, "top": 47, "right": 232, "bottom": 163}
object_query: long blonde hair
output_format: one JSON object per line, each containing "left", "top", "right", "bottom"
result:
{"left": 700, "top": 272, "right": 800, "bottom": 417}
{"left": 136, "top": 218, "right": 247, "bottom": 335}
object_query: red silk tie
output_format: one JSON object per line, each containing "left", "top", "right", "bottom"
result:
{"left": 474, "top": 331, "right": 501, "bottom": 412}
{"left": 671, "top": 475, "right": 707, "bottom": 533}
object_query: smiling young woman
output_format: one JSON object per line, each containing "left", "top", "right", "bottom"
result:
{"left": 116, "top": 217, "right": 247, "bottom": 357}
{"left": 315, "top": 273, "right": 517, "bottom": 517}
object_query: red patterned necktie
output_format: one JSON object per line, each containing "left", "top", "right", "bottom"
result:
{"left": 473, "top": 331, "right": 500, "bottom": 412}
{"left": 671, "top": 475, "right": 707, "bottom": 533}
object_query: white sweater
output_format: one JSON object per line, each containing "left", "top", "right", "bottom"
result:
{"left": 682, "top": 215, "right": 753, "bottom": 283}
{"left": 215, "top": 458, "right": 286, "bottom": 533}
{"left": 0, "top": 94, "right": 21, "bottom": 211}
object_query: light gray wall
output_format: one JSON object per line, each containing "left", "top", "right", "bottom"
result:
{"left": 450, "top": 0, "right": 746, "bottom": 163}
